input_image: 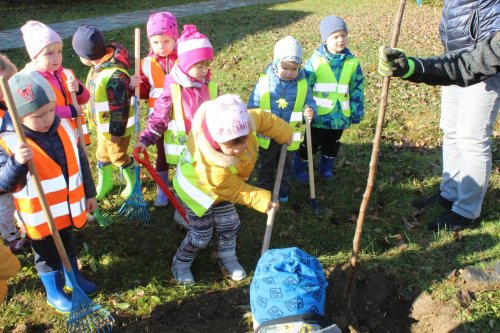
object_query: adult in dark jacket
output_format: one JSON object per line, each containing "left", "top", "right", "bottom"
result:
{"left": 378, "top": 31, "right": 499, "bottom": 87}
{"left": 382, "top": 0, "right": 499, "bottom": 232}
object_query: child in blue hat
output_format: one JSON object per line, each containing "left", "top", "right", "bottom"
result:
{"left": 250, "top": 247, "right": 342, "bottom": 332}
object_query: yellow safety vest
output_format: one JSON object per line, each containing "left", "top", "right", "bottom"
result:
{"left": 164, "top": 81, "right": 217, "bottom": 164}
{"left": 256, "top": 75, "right": 306, "bottom": 151}
{"left": 173, "top": 149, "right": 238, "bottom": 217}
{"left": 85, "top": 68, "right": 135, "bottom": 139}
{"left": 0, "top": 119, "right": 87, "bottom": 239}
{"left": 311, "top": 56, "right": 358, "bottom": 117}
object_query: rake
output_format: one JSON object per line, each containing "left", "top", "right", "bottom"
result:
{"left": 1, "top": 76, "right": 115, "bottom": 332}
{"left": 117, "top": 28, "right": 150, "bottom": 225}
{"left": 134, "top": 148, "right": 188, "bottom": 224}
{"left": 64, "top": 69, "right": 113, "bottom": 227}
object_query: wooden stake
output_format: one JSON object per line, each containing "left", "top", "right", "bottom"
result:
{"left": 344, "top": 0, "right": 407, "bottom": 310}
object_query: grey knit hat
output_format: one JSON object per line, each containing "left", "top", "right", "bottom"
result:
{"left": 320, "top": 16, "right": 348, "bottom": 42}
{"left": 8, "top": 71, "right": 55, "bottom": 117}
{"left": 273, "top": 36, "right": 303, "bottom": 63}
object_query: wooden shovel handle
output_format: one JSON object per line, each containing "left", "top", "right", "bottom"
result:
{"left": 0, "top": 76, "right": 73, "bottom": 273}
{"left": 261, "top": 144, "right": 288, "bottom": 256}
{"left": 305, "top": 118, "right": 316, "bottom": 199}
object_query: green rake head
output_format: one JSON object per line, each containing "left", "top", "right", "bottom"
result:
{"left": 93, "top": 208, "right": 114, "bottom": 227}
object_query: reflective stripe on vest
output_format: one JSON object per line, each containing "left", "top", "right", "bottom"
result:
{"left": 141, "top": 56, "right": 166, "bottom": 116}
{"left": 311, "top": 56, "right": 358, "bottom": 116}
{"left": 61, "top": 69, "right": 91, "bottom": 145}
{"left": 0, "top": 119, "right": 87, "bottom": 239}
{"left": 173, "top": 149, "right": 237, "bottom": 217}
{"left": 164, "top": 81, "right": 218, "bottom": 165}
{"left": 0, "top": 109, "right": 4, "bottom": 129}
{"left": 256, "top": 75, "right": 306, "bottom": 151}
{"left": 93, "top": 68, "right": 135, "bottom": 139}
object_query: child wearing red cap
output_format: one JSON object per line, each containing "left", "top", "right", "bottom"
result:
{"left": 135, "top": 24, "right": 218, "bottom": 226}
{"left": 130, "top": 12, "right": 179, "bottom": 207}
{"left": 170, "top": 94, "right": 293, "bottom": 284}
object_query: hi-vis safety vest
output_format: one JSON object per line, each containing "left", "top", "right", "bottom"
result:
{"left": 0, "top": 120, "right": 87, "bottom": 239}
{"left": 54, "top": 69, "right": 91, "bottom": 145}
{"left": 87, "top": 68, "right": 135, "bottom": 139}
{"left": 0, "top": 108, "right": 5, "bottom": 129}
{"left": 311, "top": 56, "right": 358, "bottom": 117}
{"left": 256, "top": 75, "right": 306, "bottom": 151}
{"left": 164, "top": 82, "right": 218, "bottom": 164}
{"left": 173, "top": 149, "right": 238, "bottom": 217}
{"left": 141, "top": 56, "right": 166, "bottom": 116}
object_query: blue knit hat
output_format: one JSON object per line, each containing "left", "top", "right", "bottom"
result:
{"left": 72, "top": 25, "right": 106, "bottom": 60}
{"left": 320, "top": 16, "right": 348, "bottom": 42}
{"left": 250, "top": 247, "right": 328, "bottom": 326}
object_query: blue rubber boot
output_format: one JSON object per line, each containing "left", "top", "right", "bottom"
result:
{"left": 64, "top": 257, "right": 97, "bottom": 295}
{"left": 319, "top": 155, "right": 335, "bottom": 180}
{"left": 154, "top": 171, "right": 170, "bottom": 207}
{"left": 39, "top": 270, "right": 72, "bottom": 314}
{"left": 292, "top": 154, "right": 309, "bottom": 183}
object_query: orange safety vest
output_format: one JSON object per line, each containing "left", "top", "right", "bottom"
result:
{"left": 0, "top": 119, "right": 87, "bottom": 239}
{"left": 0, "top": 108, "right": 5, "bottom": 129}
{"left": 49, "top": 69, "right": 91, "bottom": 145}
{"left": 141, "top": 56, "right": 166, "bottom": 116}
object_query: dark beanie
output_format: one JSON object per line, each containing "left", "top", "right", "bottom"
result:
{"left": 72, "top": 25, "right": 106, "bottom": 60}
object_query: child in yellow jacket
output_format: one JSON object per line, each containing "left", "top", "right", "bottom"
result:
{"left": 171, "top": 94, "right": 293, "bottom": 284}
{"left": 0, "top": 241, "right": 20, "bottom": 303}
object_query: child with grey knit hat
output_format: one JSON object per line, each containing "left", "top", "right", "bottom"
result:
{"left": 293, "top": 16, "right": 364, "bottom": 183}
{"left": 248, "top": 36, "right": 316, "bottom": 203}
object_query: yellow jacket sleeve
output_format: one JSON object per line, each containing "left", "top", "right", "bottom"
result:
{"left": 0, "top": 242, "right": 20, "bottom": 302}
{"left": 250, "top": 108, "right": 294, "bottom": 144}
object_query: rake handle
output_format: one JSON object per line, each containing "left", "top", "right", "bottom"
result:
{"left": 261, "top": 143, "right": 287, "bottom": 256}
{"left": 345, "top": 0, "right": 407, "bottom": 306}
{"left": 63, "top": 69, "right": 89, "bottom": 159}
{"left": 0, "top": 76, "right": 73, "bottom": 273}
{"left": 133, "top": 148, "right": 188, "bottom": 223}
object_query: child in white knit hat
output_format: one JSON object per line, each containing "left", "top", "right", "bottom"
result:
{"left": 21, "top": 20, "right": 92, "bottom": 147}
{"left": 170, "top": 94, "right": 293, "bottom": 284}
{"left": 248, "top": 36, "right": 316, "bottom": 203}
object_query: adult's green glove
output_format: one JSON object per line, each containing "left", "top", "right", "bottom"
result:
{"left": 377, "top": 46, "right": 414, "bottom": 78}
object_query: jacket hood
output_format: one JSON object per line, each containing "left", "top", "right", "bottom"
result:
{"left": 190, "top": 100, "right": 256, "bottom": 169}
{"left": 95, "top": 42, "right": 131, "bottom": 72}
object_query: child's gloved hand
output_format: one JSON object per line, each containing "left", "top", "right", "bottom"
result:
{"left": 129, "top": 74, "right": 141, "bottom": 90}
{"left": 14, "top": 142, "right": 32, "bottom": 165}
{"left": 351, "top": 114, "right": 361, "bottom": 124}
{"left": 135, "top": 141, "right": 147, "bottom": 152}
{"left": 66, "top": 75, "right": 79, "bottom": 92}
{"left": 378, "top": 46, "right": 411, "bottom": 77}
{"left": 267, "top": 201, "right": 279, "bottom": 213}
{"left": 303, "top": 106, "right": 314, "bottom": 121}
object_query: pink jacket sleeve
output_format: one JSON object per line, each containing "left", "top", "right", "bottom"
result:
{"left": 139, "top": 83, "right": 173, "bottom": 146}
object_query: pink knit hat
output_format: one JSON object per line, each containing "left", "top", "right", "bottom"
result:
{"left": 146, "top": 12, "right": 179, "bottom": 40}
{"left": 21, "top": 21, "right": 62, "bottom": 60}
{"left": 205, "top": 94, "right": 250, "bottom": 143}
{"left": 177, "top": 25, "right": 213, "bottom": 73}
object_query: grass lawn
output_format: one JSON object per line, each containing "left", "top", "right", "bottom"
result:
{"left": 1, "top": 0, "right": 499, "bottom": 332}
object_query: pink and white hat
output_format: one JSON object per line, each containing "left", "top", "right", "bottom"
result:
{"left": 205, "top": 94, "right": 250, "bottom": 143}
{"left": 21, "top": 21, "right": 62, "bottom": 60}
{"left": 146, "top": 12, "right": 179, "bottom": 40}
{"left": 177, "top": 24, "right": 213, "bottom": 73}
